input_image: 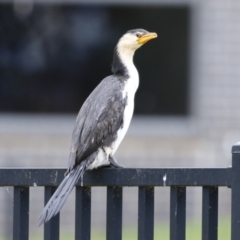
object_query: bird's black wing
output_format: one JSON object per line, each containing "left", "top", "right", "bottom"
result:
{"left": 67, "top": 76, "right": 127, "bottom": 171}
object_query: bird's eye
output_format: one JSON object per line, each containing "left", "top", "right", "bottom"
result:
{"left": 136, "top": 33, "right": 142, "bottom": 38}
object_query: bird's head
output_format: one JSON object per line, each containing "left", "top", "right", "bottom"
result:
{"left": 112, "top": 29, "right": 157, "bottom": 75}
{"left": 117, "top": 29, "right": 158, "bottom": 51}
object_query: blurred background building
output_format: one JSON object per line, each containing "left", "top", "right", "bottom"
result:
{"left": 0, "top": 0, "right": 239, "bottom": 239}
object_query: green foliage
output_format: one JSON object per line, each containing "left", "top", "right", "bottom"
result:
{"left": 91, "top": 219, "right": 230, "bottom": 240}
{"left": 18, "top": 218, "right": 230, "bottom": 240}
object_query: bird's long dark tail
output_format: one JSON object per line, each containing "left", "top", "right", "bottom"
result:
{"left": 38, "top": 164, "right": 84, "bottom": 226}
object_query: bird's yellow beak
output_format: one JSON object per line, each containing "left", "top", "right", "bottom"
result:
{"left": 137, "top": 32, "right": 158, "bottom": 44}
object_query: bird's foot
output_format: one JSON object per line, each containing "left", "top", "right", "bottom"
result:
{"left": 97, "top": 164, "right": 112, "bottom": 169}
{"left": 109, "top": 156, "right": 125, "bottom": 168}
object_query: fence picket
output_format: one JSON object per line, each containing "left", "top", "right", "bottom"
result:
{"left": 44, "top": 187, "right": 60, "bottom": 240}
{"left": 170, "top": 187, "right": 186, "bottom": 240}
{"left": 138, "top": 186, "right": 154, "bottom": 240}
{"left": 75, "top": 186, "right": 91, "bottom": 240}
{"left": 13, "top": 186, "right": 29, "bottom": 240}
{"left": 202, "top": 186, "right": 218, "bottom": 240}
{"left": 106, "top": 186, "right": 123, "bottom": 240}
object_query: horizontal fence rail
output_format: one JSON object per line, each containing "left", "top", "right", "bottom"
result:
{"left": 1, "top": 143, "right": 240, "bottom": 240}
{"left": 0, "top": 168, "right": 232, "bottom": 187}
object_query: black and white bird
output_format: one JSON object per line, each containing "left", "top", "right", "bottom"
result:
{"left": 38, "top": 29, "right": 157, "bottom": 225}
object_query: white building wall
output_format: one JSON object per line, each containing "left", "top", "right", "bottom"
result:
{"left": 195, "top": 0, "right": 240, "bottom": 131}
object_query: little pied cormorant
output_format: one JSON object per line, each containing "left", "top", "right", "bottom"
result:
{"left": 38, "top": 29, "right": 157, "bottom": 225}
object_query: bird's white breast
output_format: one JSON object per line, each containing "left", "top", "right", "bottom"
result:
{"left": 87, "top": 148, "right": 109, "bottom": 170}
{"left": 112, "top": 72, "right": 139, "bottom": 155}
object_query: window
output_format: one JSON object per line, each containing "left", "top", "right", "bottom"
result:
{"left": 0, "top": 4, "right": 189, "bottom": 115}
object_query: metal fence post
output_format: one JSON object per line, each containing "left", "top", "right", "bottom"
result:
{"left": 231, "top": 143, "right": 240, "bottom": 240}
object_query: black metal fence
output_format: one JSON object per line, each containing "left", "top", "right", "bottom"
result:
{"left": 1, "top": 143, "right": 240, "bottom": 240}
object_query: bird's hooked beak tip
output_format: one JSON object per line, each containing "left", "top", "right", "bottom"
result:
{"left": 137, "top": 32, "right": 158, "bottom": 45}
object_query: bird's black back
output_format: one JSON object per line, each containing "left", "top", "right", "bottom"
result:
{"left": 67, "top": 75, "right": 128, "bottom": 171}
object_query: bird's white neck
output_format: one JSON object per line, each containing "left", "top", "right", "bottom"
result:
{"left": 117, "top": 46, "right": 139, "bottom": 88}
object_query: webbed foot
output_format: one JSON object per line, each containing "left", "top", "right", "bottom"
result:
{"left": 97, "top": 164, "right": 112, "bottom": 169}
{"left": 109, "top": 155, "right": 125, "bottom": 168}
